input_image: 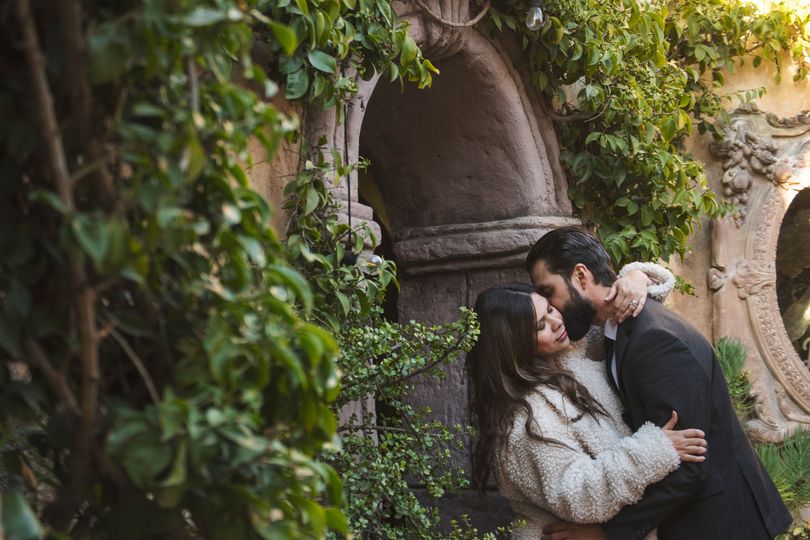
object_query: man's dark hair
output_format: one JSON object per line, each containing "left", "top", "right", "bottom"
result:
{"left": 525, "top": 226, "right": 616, "bottom": 286}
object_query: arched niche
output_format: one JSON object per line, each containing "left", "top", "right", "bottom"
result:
{"left": 708, "top": 105, "right": 810, "bottom": 442}
{"left": 304, "top": 1, "right": 577, "bottom": 529}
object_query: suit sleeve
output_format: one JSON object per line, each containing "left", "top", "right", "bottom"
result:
{"left": 500, "top": 416, "right": 680, "bottom": 524}
{"left": 601, "top": 329, "right": 712, "bottom": 540}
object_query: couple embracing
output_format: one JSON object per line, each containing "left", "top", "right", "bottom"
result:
{"left": 466, "top": 227, "right": 791, "bottom": 540}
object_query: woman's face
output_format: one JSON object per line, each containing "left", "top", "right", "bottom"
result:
{"left": 530, "top": 292, "right": 570, "bottom": 356}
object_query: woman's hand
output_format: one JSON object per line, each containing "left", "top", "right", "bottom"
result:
{"left": 662, "top": 410, "right": 707, "bottom": 463}
{"left": 604, "top": 269, "right": 650, "bottom": 323}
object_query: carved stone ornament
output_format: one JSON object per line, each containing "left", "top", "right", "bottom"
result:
{"left": 707, "top": 267, "right": 727, "bottom": 291}
{"left": 732, "top": 261, "right": 775, "bottom": 299}
{"left": 708, "top": 104, "right": 801, "bottom": 226}
{"left": 709, "top": 105, "right": 810, "bottom": 442}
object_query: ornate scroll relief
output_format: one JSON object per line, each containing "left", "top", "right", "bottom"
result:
{"left": 708, "top": 106, "right": 796, "bottom": 227}
{"left": 709, "top": 105, "right": 810, "bottom": 442}
{"left": 732, "top": 261, "right": 775, "bottom": 299}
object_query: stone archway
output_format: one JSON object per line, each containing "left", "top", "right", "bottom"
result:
{"left": 305, "top": 0, "right": 578, "bottom": 527}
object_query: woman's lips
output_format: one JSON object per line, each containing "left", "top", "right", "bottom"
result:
{"left": 557, "top": 329, "right": 568, "bottom": 342}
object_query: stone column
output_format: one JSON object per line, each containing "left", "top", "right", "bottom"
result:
{"left": 394, "top": 215, "right": 580, "bottom": 530}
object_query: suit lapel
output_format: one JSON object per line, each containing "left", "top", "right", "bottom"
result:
{"left": 614, "top": 316, "right": 635, "bottom": 404}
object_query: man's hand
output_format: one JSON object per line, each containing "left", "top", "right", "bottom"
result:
{"left": 541, "top": 522, "right": 606, "bottom": 540}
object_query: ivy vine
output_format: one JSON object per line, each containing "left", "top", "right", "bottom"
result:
{"left": 488, "top": 0, "right": 809, "bottom": 265}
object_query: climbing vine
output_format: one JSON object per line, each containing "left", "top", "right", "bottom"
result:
{"left": 488, "top": 0, "right": 810, "bottom": 265}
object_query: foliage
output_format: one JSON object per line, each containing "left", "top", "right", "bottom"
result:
{"left": 0, "top": 0, "right": 434, "bottom": 537}
{"left": 283, "top": 156, "right": 480, "bottom": 538}
{"left": 779, "top": 522, "right": 810, "bottom": 540}
{"left": 257, "top": 0, "right": 438, "bottom": 107}
{"left": 715, "top": 338, "right": 810, "bottom": 532}
{"left": 715, "top": 337, "right": 755, "bottom": 418}
{"left": 486, "top": 0, "right": 810, "bottom": 266}
{"left": 332, "top": 314, "right": 478, "bottom": 539}
{"left": 445, "top": 515, "right": 517, "bottom": 540}
{"left": 757, "top": 430, "right": 810, "bottom": 517}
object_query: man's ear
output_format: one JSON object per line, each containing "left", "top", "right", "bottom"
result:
{"left": 572, "top": 263, "right": 593, "bottom": 289}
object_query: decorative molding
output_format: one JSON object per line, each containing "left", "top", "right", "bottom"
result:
{"left": 708, "top": 104, "right": 809, "bottom": 226}
{"left": 393, "top": 216, "right": 580, "bottom": 275}
{"left": 709, "top": 105, "right": 810, "bottom": 442}
{"left": 707, "top": 267, "right": 727, "bottom": 291}
{"left": 709, "top": 119, "right": 783, "bottom": 225}
{"left": 748, "top": 186, "right": 810, "bottom": 412}
{"left": 732, "top": 261, "right": 775, "bottom": 299}
{"left": 766, "top": 109, "right": 810, "bottom": 133}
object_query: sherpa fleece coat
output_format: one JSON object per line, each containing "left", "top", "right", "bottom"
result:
{"left": 496, "top": 263, "right": 680, "bottom": 540}
{"left": 495, "top": 329, "right": 681, "bottom": 539}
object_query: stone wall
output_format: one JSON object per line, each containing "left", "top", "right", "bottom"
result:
{"left": 679, "top": 53, "right": 810, "bottom": 443}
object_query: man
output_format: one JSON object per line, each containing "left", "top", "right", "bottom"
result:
{"left": 526, "top": 226, "right": 790, "bottom": 540}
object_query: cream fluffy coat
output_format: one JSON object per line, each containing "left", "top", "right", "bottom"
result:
{"left": 495, "top": 329, "right": 681, "bottom": 539}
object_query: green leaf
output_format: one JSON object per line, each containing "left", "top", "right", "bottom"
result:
{"left": 2, "top": 491, "right": 43, "bottom": 540}
{"left": 28, "top": 189, "right": 67, "bottom": 214}
{"left": 660, "top": 116, "right": 677, "bottom": 143}
{"left": 307, "top": 50, "right": 338, "bottom": 75}
{"left": 286, "top": 69, "right": 309, "bottom": 100}
{"left": 181, "top": 132, "right": 206, "bottom": 183}
{"left": 549, "top": 17, "right": 565, "bottom": 44}
{"left": 325, "top": 507, "right": 348, "bottom": 534}
{"left": 335, "top": 291, "right": 350, "bottom": 316}
{"left": 72, "top": 214, "right": 110, "bottom": 268}
{"left": 585, "top": 132, "right": 601, "bottom": 145}
{"left": 269, "top": 21, "right": 299, "bottom": 55}
{"left": 154, "top": 440, "right": 188, "bottom": 509}
{"left": 304, "top": 188, "right": 320, "bottom": 215}
{"left": 400, "top": 34, "right": 418, "bottom": 68}
{"left": 267, "top": 264, "right": 314, "bottom": 313}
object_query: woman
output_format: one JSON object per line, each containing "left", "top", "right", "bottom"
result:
{"left": 466, "top": 270, "right": 707, "bottom": 539}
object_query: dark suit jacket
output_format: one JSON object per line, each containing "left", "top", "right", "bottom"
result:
{"left": 601, "top": 299, "right": 791, "bottom": 540}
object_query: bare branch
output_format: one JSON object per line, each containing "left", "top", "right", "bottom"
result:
{"left": 16, "top": 0, "right": 101, "bottom": 527}
{"left": 17, "top": 0, "right": 74, "bottom": 213}
{"left": 23, "top": 339, "right": 79, "bottom": 415}
{"left": 58, "top": 0, "right": 119, "bottom": 212}
{"left": 110, "top": 329, "right": 162, "bottom": 405}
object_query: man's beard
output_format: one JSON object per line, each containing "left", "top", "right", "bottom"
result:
{"left": 561, "top": 282, "right": 597, "bottom": 342}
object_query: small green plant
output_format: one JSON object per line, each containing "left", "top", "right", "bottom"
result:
{"left": 284, "top": 155, "right": 481, "bottom": 538}
{"left": 714, "top": 337, "right": 755, "bottom": 419}
{"left": 715, "top": 338, "right": 810, "bottom": 534}
{"left": 757, "top": 430, "right": 810, "bottom": 516}
{"left": 778, "top": 522, "right": 810, "bottom": 540}
{"left": 446, "top": 514, "right": 518, "bottom": 539}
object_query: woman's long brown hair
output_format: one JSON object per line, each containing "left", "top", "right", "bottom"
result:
{"left": 466, "top": 283, "right": 608, "bottom": 495}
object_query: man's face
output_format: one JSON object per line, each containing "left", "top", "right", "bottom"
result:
{"left": 529, "top": 260, "right": 596, "bottom": 341}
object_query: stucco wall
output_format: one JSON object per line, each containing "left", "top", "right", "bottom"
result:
{"left": 674, "top": 53, "right": 810, "bottom": 342}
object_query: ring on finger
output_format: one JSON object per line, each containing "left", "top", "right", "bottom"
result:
{"left": 628, "top": 299, "right": 640, "bottom": 307}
